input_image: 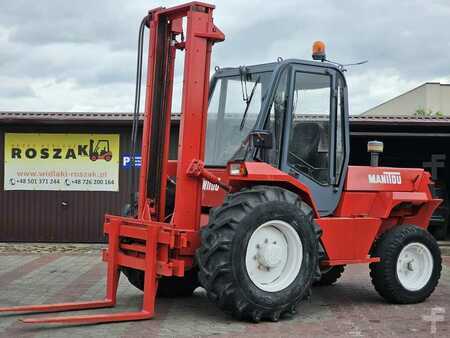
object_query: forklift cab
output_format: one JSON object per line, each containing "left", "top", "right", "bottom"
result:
{"left": 205, "top": 59, "right": 350, "bottom": 215}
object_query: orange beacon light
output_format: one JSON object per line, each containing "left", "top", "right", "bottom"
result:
{"left": 312, "top": 41, "right": 326, "bottom": 61}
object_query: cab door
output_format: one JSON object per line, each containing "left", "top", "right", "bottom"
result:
{"left": 280, "top": 64, "right": 348, "bottom": 216}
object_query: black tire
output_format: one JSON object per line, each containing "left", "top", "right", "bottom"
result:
{"left": 122, "top": 267, "right": 200, "bottom": 297}
{"left": 369, "top": 225, "right": 442, "bottom": 304}
{"left": 314, "top": 265, "right": 345, "bottom": 286}
{"left": 196, "top": 186, "right": 320, "bottom": 322}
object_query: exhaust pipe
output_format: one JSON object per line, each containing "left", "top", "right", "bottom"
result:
{"left": 368, "top": 140, "right": 383, "bottom": 167}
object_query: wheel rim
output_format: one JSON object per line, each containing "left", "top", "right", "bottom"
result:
{"left": 245, "top": 220, "right": 303, "bottom": 292}
{"left": 396, "top": 242, "right": 433, "bottom": 291}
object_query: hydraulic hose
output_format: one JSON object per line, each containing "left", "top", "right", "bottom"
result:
{"left": 129, "top": 16, "right": 148, "bottom": 210}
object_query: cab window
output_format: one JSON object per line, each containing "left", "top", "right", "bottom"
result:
{"left": 287, "top": 72, "right": 331, "bottom": 184}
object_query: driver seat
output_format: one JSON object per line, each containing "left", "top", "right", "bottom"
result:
{"left": 289, "top": 122, "right": 321, "bottom": 165}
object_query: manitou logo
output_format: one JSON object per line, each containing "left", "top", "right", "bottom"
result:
{"left": 368, "top": 171, "right": 402, "bottom": 185}
{"left": 202, "top": 180, "right": 220, "bottom": 191}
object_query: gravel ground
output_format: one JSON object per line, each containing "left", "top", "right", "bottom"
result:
{"left": 0, "top": 243, "right": 106, "bottom": 255}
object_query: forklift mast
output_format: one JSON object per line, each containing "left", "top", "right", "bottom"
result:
{"left": 138, "top": 2, "right": 224, "bottom": 227}
{"left": 0, "top": 2, "right": 225, "bottom": 325}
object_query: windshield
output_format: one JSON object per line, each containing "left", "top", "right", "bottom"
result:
{"left": 205, "top": 71, "right": 273, "bottom": 166}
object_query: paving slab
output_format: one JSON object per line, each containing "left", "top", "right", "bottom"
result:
{"left": 0, "top": 253, "right": 449, "bottom": 337}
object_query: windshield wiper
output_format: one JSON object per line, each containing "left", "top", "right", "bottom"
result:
{"left": 239, "top": 75, "right": 260, "bottom": 131}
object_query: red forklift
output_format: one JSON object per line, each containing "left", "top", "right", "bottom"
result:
{"left": 0, "top": 2, "right": 442, "bottom": 324}
{"left": 89, "top": 139, "right": 112, "bottom": 162}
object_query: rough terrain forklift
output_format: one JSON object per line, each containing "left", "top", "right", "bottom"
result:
{"left": 0, "top": 1, "right": 442, "bottom": 324}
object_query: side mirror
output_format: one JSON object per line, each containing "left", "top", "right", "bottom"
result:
{"left": 249, "top": 130, "right": 273, "bottom": 149}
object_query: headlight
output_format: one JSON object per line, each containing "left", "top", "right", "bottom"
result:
{"left": 229, "top": 162, "right": 247, "bottom": 176}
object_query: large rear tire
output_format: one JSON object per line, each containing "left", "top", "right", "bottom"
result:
{"left": 369, "top": 225, "right": 441, "bottom": 304}
{"left": 196, "top": 186, "right": 320, "bottom": 322}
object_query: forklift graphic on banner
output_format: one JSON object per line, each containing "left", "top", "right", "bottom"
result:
{"left": 89, "top": 139, "right": 112, "bottom": 162}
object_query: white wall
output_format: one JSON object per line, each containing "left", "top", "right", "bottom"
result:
{"left": 363, "top": 83, "right": 450, "bottom": 116}
{"left": 363, "top": 84, "right": 427, "bottom": 116}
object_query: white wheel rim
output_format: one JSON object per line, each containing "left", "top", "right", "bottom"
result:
{"left": 396, "top": 242, "right": 433, "bottom": 291}
{"left": 245, "top": 220, "right": 303, "bottom": 292}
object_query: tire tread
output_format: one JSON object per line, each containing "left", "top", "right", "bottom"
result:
{"left": 196, "top": 185, "right": 321, "bottom": 321}
{"left": 369, "top": 225, "right": 441, "bottom": 304}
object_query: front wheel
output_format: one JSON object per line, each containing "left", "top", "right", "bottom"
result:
{"left": 369, "top": 225, "right": 442, "bottom": 304}
{"left": 196, "top": 186, "right": 320, "bottom": 322}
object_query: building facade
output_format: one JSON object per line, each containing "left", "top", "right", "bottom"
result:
{"left": 1, "top": 112, "right": 449, "bottom": 242}
{"left": 362, "top": 82, "right": 450, "bottom": 117}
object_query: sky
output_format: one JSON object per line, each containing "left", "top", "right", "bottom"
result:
{"left": 1, "top": 0, "right": 449, "bottom": 115}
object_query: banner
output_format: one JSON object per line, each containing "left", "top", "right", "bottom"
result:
{"left": 4, "top": 133, "right": 120, "bottom": 191}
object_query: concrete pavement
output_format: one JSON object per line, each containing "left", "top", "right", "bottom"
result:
{"left": 0, "top": 253, "right": 449, "bottom": 337}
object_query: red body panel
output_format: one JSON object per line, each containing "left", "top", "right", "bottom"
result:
{"left": 317, "top": 217, "right": 381, "bottom": 266}
{"left": 344, "top": 166, "right": 426, "bottom": 192}
{"left": 228, "top": 162, "right": 320, "bottom": 217}
{"left": 168, "top": 160, "right": 228, "bottom": 207}
{"left": 225, "top": 162, "right": 441, "bottom": 266}
{"left": 322, "top": 166, "right": 440, "bottom": 264}
{"left": 336, "top": 166, "right": 440, "bottom": 229}
{"left": 201, "top": 168, "right": 228, "bottom": 206}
